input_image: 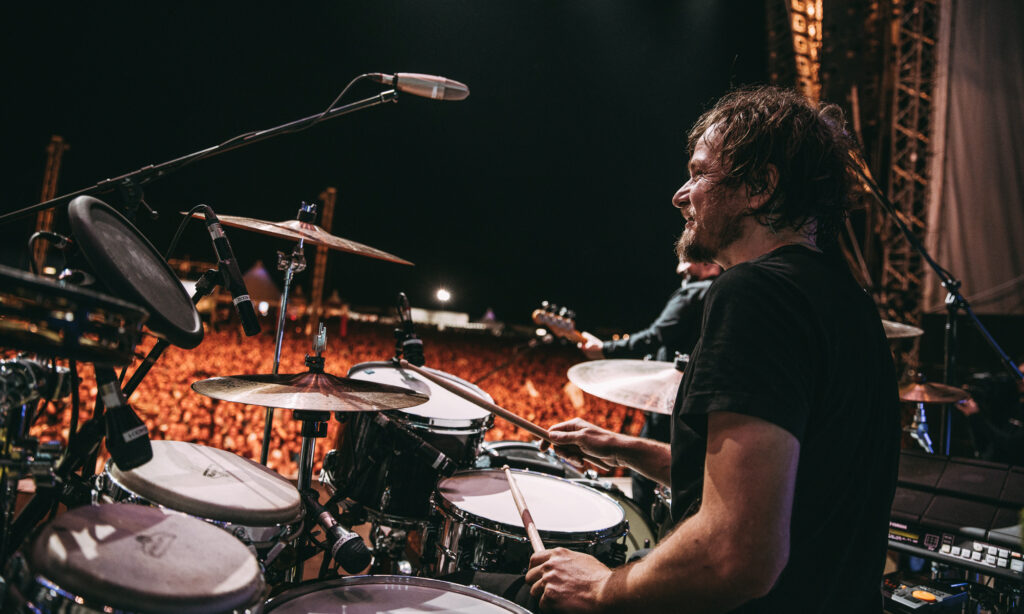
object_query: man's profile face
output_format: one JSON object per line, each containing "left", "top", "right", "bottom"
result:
{"left": 672, "top": 125, "right": 752, "bottom": 265}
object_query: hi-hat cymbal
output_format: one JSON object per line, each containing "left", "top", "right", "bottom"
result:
{"left": 191, "top": 372, "right": 430, "bottom": 412}
{"left": 899, "top": 382, "right": 969, "bottom": 404}
{"left": 567, "top": 359, "right": 683, "bottom": 415}
{"left": 882, "top": 319, "right": 924, "bottom": 339}
{"left": 185, "top": 212, "right": 413, "bottom": 265}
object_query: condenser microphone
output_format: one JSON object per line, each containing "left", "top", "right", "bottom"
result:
{"left": 201, "top": 206, "right": 261, "bottom": 336}
{"left": 368, "top": 73, "right": 469, "bottom": 101}
{"left": 302, "top": 490, "right": 372, "bottom": 573}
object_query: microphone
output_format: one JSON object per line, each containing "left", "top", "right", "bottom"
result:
{"left": 301, "top": 490, "right": 372, "bottom": 573}
{"left": 368, "top": 72, "right": 469, "bottom": 101}
{"left": 374, "top": 412, "right": 457, "bottom": 477}
{"left": 394, "top": 292, "right": 425, "bottom": 367}
{"left": 200, "top": 206, "right": 261, "bottom": 336}
{"left": 95, "top": 367, "right": 152, "bottom": 471}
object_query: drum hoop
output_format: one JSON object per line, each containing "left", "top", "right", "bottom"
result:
{"left": 12, "top": 555, "right": 267, "bottom": 614}
{"left": 349, "top": 361, "right": 495, "bottom": 428}
{"left": 265, "top": 574, "right": 531, "bottom": 613}
{"left": 100, "top": 460, "right": 302, "bottom": 539}
{"left": 432, "top": 469, "right": 629, "bottom": 543}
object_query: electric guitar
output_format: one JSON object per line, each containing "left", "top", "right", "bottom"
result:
{"left": 531, "top": 302, "right": 584, "bottom": 344}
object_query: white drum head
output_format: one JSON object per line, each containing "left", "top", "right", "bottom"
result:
{"left": 28, "top": 504, "right": 264, "bottom": 614}
{"left": 266, "top": 576, "right": 530, "bottom": 613}
{"left": 438, "top": 469, "right": 625, "bottom": 534}
{"left": 108, "top": 440, "right": 301, "bottom": 525}
{"left": 349, "top": 363, "right": 492, "bottom": 424}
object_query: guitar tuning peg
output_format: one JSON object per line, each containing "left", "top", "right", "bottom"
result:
{"left": 565, "top": 309, "right": 576, "bottom": 320}
{"left": 557, "top": 306, "right": 570, "bottom": 317}
{"left": 546, "top": 303, "right": 558, "bottom": 313}
{"left": 540, "top": 300, "right": 551, "bottom": 311}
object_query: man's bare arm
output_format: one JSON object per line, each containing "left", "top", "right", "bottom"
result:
{"left": 530, "top": 411, "right": 799, "bottom": 613}
{"left": 546, "top": 418, "right": 671, "bottom": 485}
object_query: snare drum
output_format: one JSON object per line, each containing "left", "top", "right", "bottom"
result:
{"left": 265, "top": 575, "right": 530, "bottom": 613}
{"left": 432, "top": 469, "right": 629, "bottom": 575}
{"left": 97, "top": 440, "right": 302, "bottom": 566}
{"left": 4, "top": 503, "right": 265, "bottom": 613}
{"left": 324, "top": 362, "right": 493, "bottom": 521}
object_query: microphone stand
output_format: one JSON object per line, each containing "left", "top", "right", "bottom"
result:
{"left": 0, "top": 89, "right": 399, "bottom": 225}
{"left": 852, "top": 158, "right": 1023, "bottom": 455}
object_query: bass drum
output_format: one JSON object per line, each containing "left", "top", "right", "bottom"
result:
{"left": 324, "top": 362, "right": 493, "bottom": 521}
{"left": 4, "top": 504, "right": 266, "bottom": 614}
{"left": 476, "top": 440, "right": 659, "bottom": 558}
{"left": 265, "top": 576, "right": 530, "bottom": 613}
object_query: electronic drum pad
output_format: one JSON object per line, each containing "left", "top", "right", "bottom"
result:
{"left": 67, "top": 196, "right": 203, "bottom": 349}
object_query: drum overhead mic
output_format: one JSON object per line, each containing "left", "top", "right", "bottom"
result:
{"left": 199, "top": 205, "right": 261, "bottom": 336}
{"left": 368, "top": 72, "right": 469, "bottom": 101}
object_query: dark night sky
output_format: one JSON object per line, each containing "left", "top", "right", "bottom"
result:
{"left": 1, "top": 2, "right": 766, "bottom": 333}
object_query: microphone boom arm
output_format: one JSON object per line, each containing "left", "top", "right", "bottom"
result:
{"left": 0, "top": 89, "right": 399, "bottom": 225}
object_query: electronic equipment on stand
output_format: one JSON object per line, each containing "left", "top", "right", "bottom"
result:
{"left": 886, "top": 450, "right": 1023, "bottom": 612}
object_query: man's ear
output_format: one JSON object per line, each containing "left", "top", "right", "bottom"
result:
{"left": 747, "top": 164, "right": 779, "bottom": 211}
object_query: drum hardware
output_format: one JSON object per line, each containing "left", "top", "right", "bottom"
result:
{"left": 900, "top": 380, "right": 971, "bottom": 455}
{"left": 907, "top": 403, "right": 935, "bottom": 454}
{"left": 565, "top": 357, "right": 686, "bottom": 416}
{"left": 399, "top": 359, "right": 614, "bottom": 472}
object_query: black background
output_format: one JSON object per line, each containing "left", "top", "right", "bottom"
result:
{"left": 1, "top": 2, "right": 766, "bottom": 332}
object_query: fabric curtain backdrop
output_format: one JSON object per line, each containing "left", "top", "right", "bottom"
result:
{"left": 923, "top": 0, "right": 1024, "bottom": 315}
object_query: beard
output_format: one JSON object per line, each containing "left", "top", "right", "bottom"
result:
{"left": 675, "top": 205, "right": 747, "bottom": 264}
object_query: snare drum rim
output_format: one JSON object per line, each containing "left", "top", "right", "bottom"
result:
{"left": 348, "top": 361, "right": 495, "bottom": 430}
{"left": 99, "top": 459, "right": 302, "bottom": 545}
{"left": 264, "top": 575, "right": 531, "bottom": 613}
{"left": 432, "top": 469, "right": 630, "bottom": 544}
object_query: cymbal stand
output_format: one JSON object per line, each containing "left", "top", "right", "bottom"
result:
{"left": 290, "top": 324, "right": 331, "bottom": 580}
{"left": 260, "top": 204, "right": 313, "bottom": 466}
{"left": 907, "top": 402, "right": 935, "bottom": 454}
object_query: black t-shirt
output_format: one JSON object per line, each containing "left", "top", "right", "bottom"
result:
{"left": 671, "top": 245, "right": 900, "bottom": 613}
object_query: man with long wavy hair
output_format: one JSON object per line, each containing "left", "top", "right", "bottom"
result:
{"left": 529, "top": 86, "right": 900, "bottom": 613}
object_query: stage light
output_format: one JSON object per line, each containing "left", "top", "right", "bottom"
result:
{"left": 536, "top": 328, "right": 548, "bottom": 337}
{"left": 436, "top": 288, "right": 451, "bottom": 302}
{"left": 258, "top": 301, "right": 270, "bottom": 316}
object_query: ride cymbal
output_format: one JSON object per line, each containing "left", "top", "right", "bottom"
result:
{"left": 192, "top": 372, "right": 429, "bottom": 412}
{"left": 184, "top": 212, "right": 413, "bottom": 265}
{"left": 567, "top": 359, "right": 683, "bottom": 415}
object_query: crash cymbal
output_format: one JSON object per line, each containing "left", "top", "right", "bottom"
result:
{"left": 567, "top": 359, "right": 683, "bottom": 415}
{"left": 899, "top": 381, "right": 969, "bottom": 404}
{"left": 184, "top": 212, "right": 413, "bottom": 265}
{"left": 882, "top": 319, "right": 924, "bottom": 339}
{"left": 191, "top": 372, "right": 430, "bottom": 412}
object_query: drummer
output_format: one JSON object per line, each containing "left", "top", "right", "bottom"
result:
{"left": 527, "top": 86, "right": 900, "bottom": 612}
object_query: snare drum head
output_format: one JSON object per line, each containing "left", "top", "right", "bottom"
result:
{"left": 348, "top": 362, "right": 492, "bottom": 425}
{"left": 108, "top": 440, "right": 301, "bottom": 525}
{"left": 437, "top": 469, "right": 625, "bottom": 536}
{"left": 266, "top": 575, "right": 531, "bottom": 613}
{"left": 28, "top": 504, "right": 264, "bottom": 614}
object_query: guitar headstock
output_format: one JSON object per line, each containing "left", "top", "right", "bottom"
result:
{"left": 531, "top": 301, "right": 583, "bottom": 344}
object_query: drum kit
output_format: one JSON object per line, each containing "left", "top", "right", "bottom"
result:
{"left": 0, "top": 191, "right": 675, "bottom": 613}
{"left": 0, "top": 180, "right": 974, "bottom": 613}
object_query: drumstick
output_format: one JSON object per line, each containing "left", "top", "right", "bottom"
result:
{"left": 503, "top": 465, "right": 545, "bottom": 553}
{"left": 398, "top": 359, "right": 613, "bottom": 471}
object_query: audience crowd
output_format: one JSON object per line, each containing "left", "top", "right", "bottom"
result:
{"left": 30, "top": 320, "right": 644, "bottom": 480}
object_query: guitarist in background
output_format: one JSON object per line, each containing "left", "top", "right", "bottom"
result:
{"left": 576, "top": 256, "right": 721, "bottom": 514}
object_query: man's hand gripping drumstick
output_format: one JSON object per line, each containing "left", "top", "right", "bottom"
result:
{"left": 503, "top": 465, "right": 545, "bottom": 553}
{"left": 398, "top": 359, "right": 614, "bottom": 472}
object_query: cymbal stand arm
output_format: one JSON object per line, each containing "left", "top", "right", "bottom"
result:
{"left": 259, "top": 237, "right": 307, "bottom": 466}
